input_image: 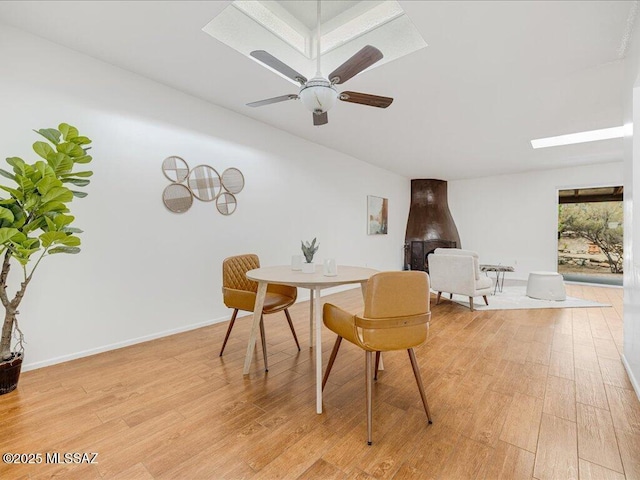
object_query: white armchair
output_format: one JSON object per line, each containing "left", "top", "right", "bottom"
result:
{"left": 427, "top": 248, "right": 493, "bottom": 311}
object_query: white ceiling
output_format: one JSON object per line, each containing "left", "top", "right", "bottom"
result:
{"left": 0, "top": 1, "right": 633, "bottom": 180}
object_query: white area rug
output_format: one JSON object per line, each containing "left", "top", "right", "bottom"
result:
{"left": 445, "top": 286, "right": 610, "bottom": 311}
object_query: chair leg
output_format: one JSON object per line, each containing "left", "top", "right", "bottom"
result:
{"left": 259, "top": 315, "right": 268, "bottom": 372}
{"left": 450, "top": 293, "right": 453, "bottom": 300}
{"left": 366, "top": 350, "right": 374, "bottom": 445}
{"left": 322, "top": 336, "right": 342, "bottom": 390}
{"left": 374, "top": 351, "right": 381, "bottom": 381}
{"left": 469, "top": 297, "right": 474, "bottom": 311}
{"left": 284, "top": 309, "right": 301, "bottom": 351}
{"left": 483, "top": 295, "right": 489, "bottom": 306}
{"left": 436, "top": 292, "right": 442, "bottom": 305}
{"left": 219, "top": 309, "right": 238, "bottom": 356}
{"left": 408, "top": 348, "right": 432, "bottom": 424}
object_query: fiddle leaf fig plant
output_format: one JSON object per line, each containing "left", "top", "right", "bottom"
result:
{"left": 0, "top": 123, "right": 93, "bottom": 361}
{"left": 301, "top": 238, "right": 319, "bottom": 264}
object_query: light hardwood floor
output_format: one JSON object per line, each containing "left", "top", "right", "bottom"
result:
{"left": 1, "top": 284, "right": 638, "bottom": 479}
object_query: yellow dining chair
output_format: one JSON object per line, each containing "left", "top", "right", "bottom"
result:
{"left": 322, "top": 271, "right": 432, "bottom": 445}
{"left": 220, "top": 254, "right": 300, "bottom": 371}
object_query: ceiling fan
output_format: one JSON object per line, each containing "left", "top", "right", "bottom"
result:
{"left": 246, "top": 0, "right": 393, "bottom": 126}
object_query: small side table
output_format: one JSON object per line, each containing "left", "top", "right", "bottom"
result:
{"left": 480, "top": 264, "right": 515, "bottom": 295}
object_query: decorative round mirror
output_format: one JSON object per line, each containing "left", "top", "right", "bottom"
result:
{"left": 216, "top": 192, "right": 237, "bottom": 215}
{"left": 221, "top": 168, "right": 245, "bottom": 194}
{"left": 162, "top": 183, "right": 193, "bottom": 213}
{"left": 187, "top": 165, "right": 221, "bottom": 202}
{"left": 162, "top": 156, "right": 189, "bottom": 183}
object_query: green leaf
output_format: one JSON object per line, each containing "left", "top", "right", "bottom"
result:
{"left": 0, "top": 227, "right": 20, "bottom": 244}
{"left": 23, "top": 196, "right": 38, "bottom": 211}
{"left": 41, "top": 186, "right": 73, "bottom": 204}
{"left": 0, "top": 186, "right": 23, "bottom": 201}
{"left": 33, "top": 161, "right": 48, "bottom": 178}
{"left": 36, "top": 176, "right": 61, "bottom": 196}
{"left": 73, "top": 154, "right": 93, "bottom": 164}
{"left": 14, "top": 174, "right": 35, "bottom": 193}
{"left": 39, "top": 201, "right": 68, "bottom": 214}
{"left": 48, "top": 246, "right": 81, "bottom": 255}
{"left": 39, "top": 231, "right": 67, "bottom": 248}
{"left": 62, "top": 178, "right": 90, "bottom": 187}
{"left": 60, "top": 235, "right": 81, "bottom": 247}
{"left": 62, "top": 227, "right": 83, "bottom": 234}
{"left": 20, "top": 238, "right": 40, "bottom": 249}
{"left": 69, "top": 136, "right": 91, "bottom": 146}
{"left": 23, "top": 217, "right": 45, "bottom": 233}
{"left": 57, "top": 142, "right": 85, "bottom": 157}
{"left": 0, "top": 169, "right": 16, "bottom": 181}
{"left": 46, "top": 152, "right": 73, "bottom": 175}
{"left": 0, "top": 207, "right": 14, "bottom": 224}
{"left": 53, "top": 214, "right": 74, "bottom": 228}
{"left": 9, "top": 232, "right": 26, "bottom": 244}
{"left": 71, "top": 190, "right": 88, "bottom": 198}
{"left": 44, "top": 216, "right": 56, "bottom": 232}
{"left": 34, "top": 128, "right": 61, "bottom": 145}
{"left": 6, "top": 157, "right": 26, "bottom": 173}
{"left": 61, "top": 170, "right": 93, "bottom": 178}
{"left": 58, "top": 123, "right": 78, "bottom": 141}
{"left": 33, "top": 141, "right": 54, "bottom": 160}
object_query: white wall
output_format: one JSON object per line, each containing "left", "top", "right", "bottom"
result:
{"left": 623, "top": 10, "right": 640, "bottom": 398}
{"left": 0, "top": 25, "right": 410, "bottom": 370}
{"left": 448, "top": 163, "right": 624, "bottom": 280}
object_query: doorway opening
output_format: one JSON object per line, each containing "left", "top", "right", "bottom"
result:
{"left": 557, "top": 186, "right": 623, "bottom": 286}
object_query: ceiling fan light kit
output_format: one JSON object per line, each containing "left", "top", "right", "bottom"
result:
{"left": 246, "top": 0, "right": 393, "bottom": 126}
{"left": 298, "top": 77, "right": 338, "bottom": 113}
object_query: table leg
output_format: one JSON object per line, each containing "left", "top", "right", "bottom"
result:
{"left": 309, "top": 289, "right": 314, "bottom": 349}
{"left": 314, "top": 286, "right": 323, "bottom": 414}
{"left": 243, "top": 281, "right": 268, "bottom": 375}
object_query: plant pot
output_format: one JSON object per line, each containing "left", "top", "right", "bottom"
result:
{"left": 0, "top": 352, "right": 23, "bottom": 395}
{"left": 302, "top": 262, "right": 315, "bottom": 273}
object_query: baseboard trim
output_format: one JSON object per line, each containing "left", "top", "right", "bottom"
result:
{"left": 621, "top": 353, "right": 640, "bottom": 401}
{"left": 22, "top": 285, "right": 361, "bottom": 372}
{"left": 22, "top": 314, "right": 230, "bottom": 372}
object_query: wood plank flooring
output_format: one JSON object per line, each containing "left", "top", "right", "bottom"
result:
{"left": 0, "top": 284, "right": 638, "bottom": 479}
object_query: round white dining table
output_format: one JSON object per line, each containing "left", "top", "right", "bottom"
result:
{"left": 244, "top": 265, "right": 378, "bottom": 413}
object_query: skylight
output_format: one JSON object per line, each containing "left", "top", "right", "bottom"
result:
{"left": 530, "top": 126, "right": 629, "bottom": 149}
{"left": 202, "top": 1, "right": 427, "bottom": 83}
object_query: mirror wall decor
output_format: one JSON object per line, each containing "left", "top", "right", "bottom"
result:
{"left": 221, "top": 168, "right": 245, "bottom": 194}
{"left": 163, "top": 183, "right": 193, "bottom": 213}
{"left": 162, "top": 156, "right": 190, "bottom": 183}
{"left": 161, "top": 156, "right": 244, "bottom": 215}
{"left": 216, "top": 192, "right": 237, "bottom": 215}
{"left": 188, "top": 165, "right": 221, "bottom": 202}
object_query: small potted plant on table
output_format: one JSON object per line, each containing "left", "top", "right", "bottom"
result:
{"left": 301, "top": 238, "right": 319, "bottom": 273}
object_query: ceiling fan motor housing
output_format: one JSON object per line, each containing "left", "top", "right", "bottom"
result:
{"left": 299, "top": 77, "right": 338, "bottom": 113}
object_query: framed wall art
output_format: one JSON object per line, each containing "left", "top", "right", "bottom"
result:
{"left": 367, "top": 195, "right": 388, "bottom": 235}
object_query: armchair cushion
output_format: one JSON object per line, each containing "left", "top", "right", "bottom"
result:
{"left": 434, "top": 248, "right": 481, "bottom": 280}
{"left": 428, "top": 252, "right": 492, "bottom": 297}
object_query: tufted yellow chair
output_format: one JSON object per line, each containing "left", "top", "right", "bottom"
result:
{"left": 220, "top": 254, "right": 300, "bottom": 371}
{"left": 322, "top": 271, "right": 432, "bottom": 445}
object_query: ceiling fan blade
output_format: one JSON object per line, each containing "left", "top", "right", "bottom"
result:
{"left": 250, "top": 50, "right": 308, "bottom": 85}
{"left": 313, "top": 111, "right": 328, "bottom": 126}
{"left": 247, "top": 94, "right": 298, "bottom": 108}
{"left": 329, "top": 45, "right": 383, "bottom": 85}
{"left": 339, "top": 91, "right": 393, "bottom": 108}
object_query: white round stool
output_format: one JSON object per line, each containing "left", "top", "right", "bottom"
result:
{"left": 526, "top": 271, "right": 566, "bottom": 301}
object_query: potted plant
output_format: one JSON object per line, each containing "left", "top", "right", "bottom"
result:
{"left": 0, "top": 123, "right": 93, "bottom": 395}
{"left": 301, "top": 238, "right": 319, "bottom": 273}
